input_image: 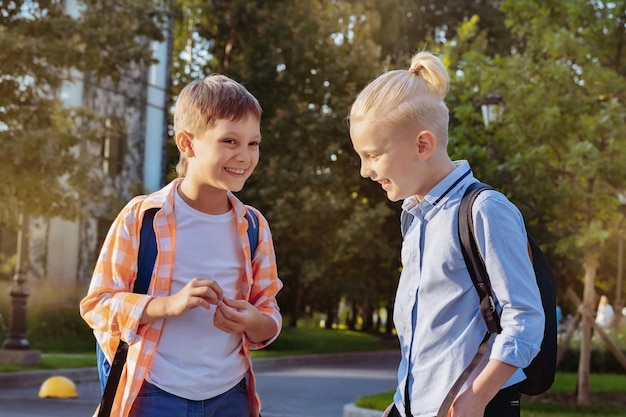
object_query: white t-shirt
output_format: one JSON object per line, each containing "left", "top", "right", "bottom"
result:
{"left": 147, "top": 190, "right": 248, "bottom": 400}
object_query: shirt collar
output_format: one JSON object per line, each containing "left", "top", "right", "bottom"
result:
{"left": 402, "top": 160, "right": 475, "bottom": 213}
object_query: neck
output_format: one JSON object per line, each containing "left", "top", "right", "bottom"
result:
{"left": 415, "top": 154, "right": 456, "bottom": 201}
{"left": 177, "top": 180, "right": 231, "bottom": 214}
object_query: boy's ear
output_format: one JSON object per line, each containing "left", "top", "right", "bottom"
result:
{"left": 414, "top": 130, "right": 437, "bottom": 159}
{"left": 176, "top": 131, "right": 195, "bottom": 158}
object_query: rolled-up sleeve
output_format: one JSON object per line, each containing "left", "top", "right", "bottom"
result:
{"left": 79, "top": 198, "right": 152, "bottom": 359}
{"left": 473, "top": 193, "right": 544, "bottom": 368}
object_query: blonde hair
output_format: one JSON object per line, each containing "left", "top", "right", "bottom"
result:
{"left": 349, "top": 51, "right": 450, "bottom": 141}
{"left": 173, "top": 74, "right": 262, "bottom": 176}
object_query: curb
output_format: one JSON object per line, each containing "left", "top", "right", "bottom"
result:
{"left": 342, "top": 402, "right": 382, "bottom": 417}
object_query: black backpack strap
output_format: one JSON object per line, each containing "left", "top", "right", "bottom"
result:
{"left": 436, "top": 182, "right": 501, "bottom": 417}
{"left": 97, "top": 341, "right": 128, "bottom": 417}
{"left": 98, "top": 207, "right": 159, "bottom": 417}
{"left": 458, "top": 183, "right": 501, "bottom": 334}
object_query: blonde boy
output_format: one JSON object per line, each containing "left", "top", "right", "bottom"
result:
{"left": 349, "top": 52, "right": 544, "bottom": 417}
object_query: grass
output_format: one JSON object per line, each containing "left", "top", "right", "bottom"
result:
{"left": 255, "top": 327, "right": 398, "bottom": 356}
{"left": 0, "top": 353, "right": 97, "bottom": 372}
{"left": 354, "top": 372, "right": 626, "bottom": 417}
{"left": 0, "top": 327, "right": 398, "bottom": 372}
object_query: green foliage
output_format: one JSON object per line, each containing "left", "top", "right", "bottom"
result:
{"left": 167, "top": 0, "right": 396, "bottom": 326}
{"left": 446, "top": 0, "right": 626, "bottom": 299}
{"left": 164, "top": 0, "right": 625, "bottom": 329}
{"left": 437, "top": 4, "right": 625, "bottom": 401}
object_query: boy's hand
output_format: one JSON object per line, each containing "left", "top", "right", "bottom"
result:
{"left": 165, "top": 277, "right": 223, "bottom": 317}
{"left": 214, "top": 297, "right": 260, "bottom": 334}
{"left": 214, "top": 297, "right": 278, "bottom": 343}
{"left": 446, "top": 390, "right": 486, "bottom": 417}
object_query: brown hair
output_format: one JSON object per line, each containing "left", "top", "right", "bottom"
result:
{"left": 174, "top": 74, "right": 262, "bottom": 176}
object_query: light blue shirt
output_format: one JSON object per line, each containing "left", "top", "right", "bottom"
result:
{"left": 393, "top": 160, "right": 544, "bottom": 417}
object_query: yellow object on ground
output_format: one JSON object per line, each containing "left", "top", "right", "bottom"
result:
{"left": 38, "top": 375, "right": 78, "bottom": 398}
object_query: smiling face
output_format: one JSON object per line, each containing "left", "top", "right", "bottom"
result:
{"left": 178, "top": 114, "right": 261, "bottom": 201}
{"left": 350, "top": 119, "right": 424, "bottom": 202}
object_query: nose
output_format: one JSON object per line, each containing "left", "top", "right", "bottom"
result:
{"left": 360, "top": 160, "right": 372, "bottom": 179}
{"left": 236, "top": 147, "right": 252, "bottom": 164}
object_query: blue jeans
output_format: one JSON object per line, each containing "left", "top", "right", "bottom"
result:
{"left": 129, "top": 378, "right": 249, "bottom": 417}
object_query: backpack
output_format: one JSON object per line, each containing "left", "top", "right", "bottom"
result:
{"left": 399, "top": 182, "right": 557, "bottom": 399}
{"left": 95, "top": 207, "right": 260, "bottom": 412}
{"left": 458, "top": 182, "right": 557, "bottom": 396}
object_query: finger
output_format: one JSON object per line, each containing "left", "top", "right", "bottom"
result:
{"left": 189, "top": 295, "right": 212, "bottom": 310}
{"left": 216, "top": 300, "right": 240, "bottom": 321}
{"left": 190, "top": 281, "right": 224, "bottom": 304}
{"left": 190, "top": 277, "right": 224, "bottom": 294}
{"left": 197, "top": 297, "right": 213, "bottom": 310}
{"left": 205, "top": 281, "right": 224, "bottom": 301}
{"left": 221, "top": 297, "right": 247, "bottom": 309}
{"left": 214, "top": 308, "right": 237, "bottom": 332}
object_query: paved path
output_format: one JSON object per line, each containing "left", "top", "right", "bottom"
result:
{"left": 0, "top": 350, "right": 399, "bottom": 417}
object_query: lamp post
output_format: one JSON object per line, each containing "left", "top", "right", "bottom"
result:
{"left": 480, "top": 93, "right": 504, "bottom": 128}
{"left": 0, "top": 213, "right": 41, "bottom": 365}
{"left": 615, "top": 192, "right": 626, "bottom": 329}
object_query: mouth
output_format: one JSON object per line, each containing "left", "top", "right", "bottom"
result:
{"left": 377, "top": 179, "right": 391, "bottom": 188}
{"left": 225, "top": 167, "right": 246, "bottom": 176}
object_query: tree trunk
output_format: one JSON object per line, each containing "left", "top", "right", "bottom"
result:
{"left": 349, "top": 303, "right": 358, "bottom": 330}
{"left": 362, "top": 297, "right": 373, "bottom": 332}
{"left": 288, "top": 280, "right": 301, "bottom": 328}
{"left": 325, "top": 306, "right": 335, "bottom": 329}
{"left": 577, "top": 254, "right": 599, "bottom": 405}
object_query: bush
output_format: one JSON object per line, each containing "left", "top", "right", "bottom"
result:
{"left": 558, "top": 347, "right": 626, "bottom": 374}
{"left": 0, "top": 280, "right": 94, "bottom": 352}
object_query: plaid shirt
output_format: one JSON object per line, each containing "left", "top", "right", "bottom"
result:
{"left": 80, "top": 178, "right": 282, "bottom": 417}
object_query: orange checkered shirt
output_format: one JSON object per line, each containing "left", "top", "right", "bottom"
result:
{"left": 80, "top": 178, "right": 282, "bottom": 417}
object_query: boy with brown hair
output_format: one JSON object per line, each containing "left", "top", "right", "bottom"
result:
{"left": 81, "top": 74, "right": 282, "bottom": 417}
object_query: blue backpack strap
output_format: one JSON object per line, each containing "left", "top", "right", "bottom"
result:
{"left": 245, "top": 208, "right": 259, "bottom": 257}
{"left": 97, "top": 207, "right": 158, "bottom": 409}
{"left": 134, "top": 207, "right": 159, "bottom": 293}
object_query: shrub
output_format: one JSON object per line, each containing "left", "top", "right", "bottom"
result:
{"left": 0, "top": 280, "right": 94, "bottom": 352}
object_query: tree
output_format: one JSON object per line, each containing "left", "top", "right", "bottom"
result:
{"left": 446, "top": 0, "right": 626, "bottom": 404}
{"left": 167, "top": 0, "right": 400, "bottom": 327}
{"left": 0, "top": 0, "right": 168, "bottom": 227}
{"left": 349, "top": 0, "right": 513, "bottom": 67}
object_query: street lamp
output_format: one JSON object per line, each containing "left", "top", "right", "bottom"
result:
{"left": 480, "top": 93, "right": 504, "bottom": 128}
{"left": 0, "top": 213, "right": 41, "bottom": 365}
{"left": 615, "top": 191, "right": 626, "bottom": 329}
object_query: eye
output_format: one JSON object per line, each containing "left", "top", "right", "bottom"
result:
{"left": 223, "top": 138, "right": 237, "bottom": 145}
{"left": 249, "top": 141, "right": 260, "bottom": 148}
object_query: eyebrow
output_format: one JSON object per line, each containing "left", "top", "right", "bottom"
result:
{"left": 221, "top": 131, "right": 262, "bottom": 140}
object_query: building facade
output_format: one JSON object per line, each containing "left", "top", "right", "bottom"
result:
{"left": 24, "top": 0, "right": 172, "bottom": 286}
